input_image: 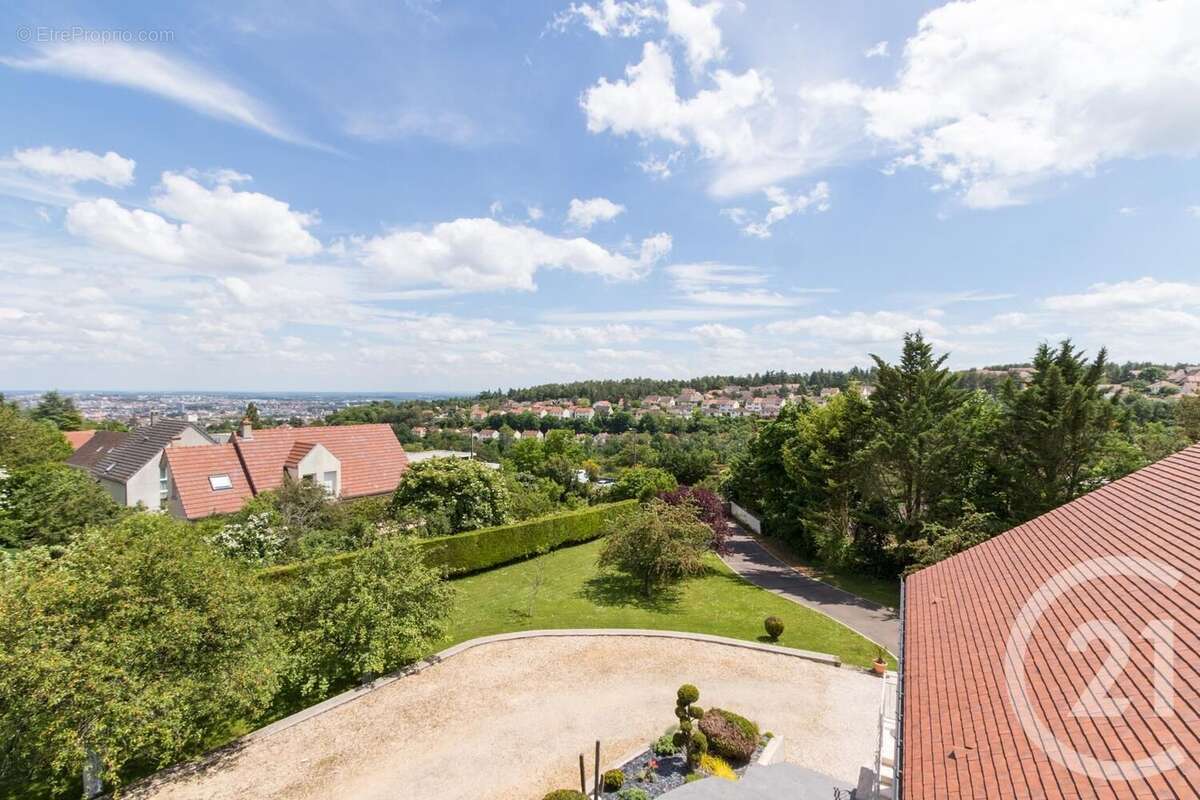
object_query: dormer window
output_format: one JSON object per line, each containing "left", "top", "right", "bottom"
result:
{"left": 209, "top": 474, "right": 233, "bottom": 491}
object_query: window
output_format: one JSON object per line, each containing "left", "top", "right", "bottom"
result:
{"left": 209, "top": 474, "right": 233, "bottom": 491}
{"left": 159, "top": 464, "right": 169, "bottom": 500}
{"left": 322, "top": 470, "right": 337, "bottom": 495}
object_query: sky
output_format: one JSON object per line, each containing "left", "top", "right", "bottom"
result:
{"left": 2, "top": 0, "right": 1200, "bottom": 393}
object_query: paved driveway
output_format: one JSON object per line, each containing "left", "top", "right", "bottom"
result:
{"left": 720, "top": 528, "right": 900, "bottom": 655}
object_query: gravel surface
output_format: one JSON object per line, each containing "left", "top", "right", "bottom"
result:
{"left": 126, "top": 635, "right": 880, "bottom": 800}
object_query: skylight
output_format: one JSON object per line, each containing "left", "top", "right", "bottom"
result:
{"left": 209, "top": 474, "right": 233, "bottom": 491}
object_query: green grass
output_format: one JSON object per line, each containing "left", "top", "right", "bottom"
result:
{"left": 442, "top": 538, "right": 892, "bottom": 669}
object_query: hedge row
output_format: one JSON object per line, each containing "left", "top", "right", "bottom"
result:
{"left": 258, "top": 499, "right": 637, "bottom": 584}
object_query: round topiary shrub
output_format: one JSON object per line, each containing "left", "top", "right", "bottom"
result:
{"left": 602, "top": 770, "right": 625, "bottom": 791}
{"left": 542, "top": 791, "right": 587, "bottom": 800}
{"left": 677, "top": 683, "right": 700, "bottom": 705}
{"left": 698, "top": 708, "right": 759, "bottom": 764}
{"left": 688, "top": 705, "right": 704, "bottom": 719}
{"left": 688, "top": 730, "right": 708, "bottom": 765}
{"left": 764, "top": 615, "right": 785, "bottom": 640}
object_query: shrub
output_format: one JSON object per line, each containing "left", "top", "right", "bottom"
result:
{"left": 677, "top": 684, "right": 700, "bottom": 705}
{"left": 603, "top": 769, "right": 625, "bottom": 791}
{"left": 672, "top": 684, "right": 707, "bottom": 766}
{"left": 0, "top": 462, "right": 124, "bottom": 550}
{"left": 542, "top": 791, "right": 587, "bottom": 800}
{"left": 764, "top": 615, "right": 785, "bottom": 641}
{"left": 689, "top": 730, "right": 708, "bottom": 766}
{"left": 698, "top": 709, "right": 759, "bottom": 764}
{"left": 688, "top": 705, "right": 704, "bottom": 719}
{"left": 259, "top": 501, "right": 636, "bottom": 582}
{"left": 390, "top": 458, "right": 512, "bottom": 533}
{"left": 657, "top": 486, "right": 730, "bottom": 552}
{"left": 653, "top": 733, "right": 678, "bottom": 756}
{"left": 598, "top": 500, "right": 711, "bottom": 597}
{"left": 618, "top": 789, "right": 650, "bottom": 800}
{"left": 699, "top": 754, "right": 737, "bottom": 781}
{"left": 610, "top": 466, "right": 677, "bottom": 502}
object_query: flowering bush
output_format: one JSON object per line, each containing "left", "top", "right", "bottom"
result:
{"left": 657, "top": 487, "right": 730, "bottom": 553}
{"left": 209, "top": 512, "right": 286, "bottom": 565}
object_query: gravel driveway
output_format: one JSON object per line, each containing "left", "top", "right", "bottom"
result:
{"left": 127, "top": 634, "right": 881, "bottom": 800}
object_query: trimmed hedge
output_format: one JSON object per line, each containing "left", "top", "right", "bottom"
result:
{"left": 258, "top": 500, "right": 636, "bottom": 584}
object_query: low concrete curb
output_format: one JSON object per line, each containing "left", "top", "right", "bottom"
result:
{"left": 250, "top": 629, "right": 840, "bottom": 742}
{"left": 757, "top": 734, "right": 784, "bottom": 766}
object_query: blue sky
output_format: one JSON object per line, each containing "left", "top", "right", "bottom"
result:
{"left": 2, "top": 0, "right": 1199, "bottom": 392}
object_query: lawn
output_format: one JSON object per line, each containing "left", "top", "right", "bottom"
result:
{"left": 443, "top": 538, "right": 893, "bottom": 669}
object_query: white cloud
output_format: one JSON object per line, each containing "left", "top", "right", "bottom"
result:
{"left": 864, "top": 41, "right": 889, "bottom": 59}
{"left": 637, "top": 150, "right": 682, "bottom": 179}
{"left": 666, "top": 261, "right": 826, "bottom": 307}
{"left": 767, "top": 311, "right": 946, "bottom": 343}
{"left": 1187, "top": 206, "right": 1200, "bottom": 219}
{"left": 667, "top": 262, "right": 765, "bottom": 287}
{"left": 1042, "top": 277, "right": 1200, "bottom": 312}
{"left": 3, "top": 43, "right": 311, "bottom": 146}
{"left": 862, "top": 0, "right": 1200, "bottom": 208}
{"left": 582, "top": 41, "right": 769, "bottom": 166}
{"left": 10, "top": 147, "right": 135, "bottom": 187}
{"left": 65, "top": 172, "right": 321, "bottom": 270}
{"left": 527, "top": 205, "right": 544, "bottom": 222}
{"left": 1118, "top": 207, "right": 1138, "bottom": 217}
{"left": 552, "top": 0, "right": 662, "bottom": 37}
{"left": 342, "top": 108, "right": 479, "bottom": 145}
{"left": 691, "top": 322, "right": 746, "bottom": 341}
{"left": 665, "top": 0, "right": 726, "bottom": 74}
{"left": 723, "top": 181, "right": 830, "bottom": 238}
{"left": 361, "top": 217, "right": 670, "bottom": 291}
{"left": 566, "top": 196, "right": 626, "bottom": 229}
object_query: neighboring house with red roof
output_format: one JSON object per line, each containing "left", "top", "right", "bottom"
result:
{"left": 163, "top": 420, "right": 409, "bottom": 520}
{"left": 63, "top": 430, "right": 96, "bottom": 450}
{"left": 892, "top": 443, "right": 1200, "bottom": 799}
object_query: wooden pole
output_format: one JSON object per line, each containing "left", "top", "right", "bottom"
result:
{"left": 579, "top": 754, "right": 587, "bottom": 794}
{"left": 594, "top": 740, "right": 600, "bottom": 799}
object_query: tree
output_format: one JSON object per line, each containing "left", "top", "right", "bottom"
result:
{"left": 866, "top": 332, "right": 967, "bottom": 539}
{"left": 0, "top": 405, "right": 72, "bottom": 469}
{"left": 30, "top": 391, "right": 84, "bottom": 432}
{"left": 1000, "top": 341, "right": 1118, "bottom": 521}
{"left": 389, "top": 458, "right": 511, "bottom": 533}
{"left": 0, "top": 515, "right": 280, "bottom": 794}
{"left": 277, "top": 535, "right": 454, "bottom": 697}
{"left": 610, "top": 465, "right": 678, "bottom": 502}
{"left": 1178, "top": 396, "right": 1200, "bottom": 443}
{"left": 598, "top": 499, "right": 711, "bottom": 596}
{"left": 0, "top": 462, "right": 124, "bottom": 550}
{"left": 244, "top": 402, "right": 262, "bottom": 428}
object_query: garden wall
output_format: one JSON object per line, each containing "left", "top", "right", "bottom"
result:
{"left": 258, "top": 500, "right": 636, "bottom": 583}
{"left": 730, "top": 500, "right": 762, "bottom": 534}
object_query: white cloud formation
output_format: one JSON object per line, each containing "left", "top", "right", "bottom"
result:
{"left": 665, "top": 0, "right": 725, "bottom": 74}
{"left": 723, "top": 181, "right": 830, "bottom": 238}
{"left": 862, "top": 0, "right": 1200, "bottom": 208}
{"left": 65, "top": 172, "right": 321, "bottom": 270}
{"left": 767, "top": 311, "right": 946, "bottom": 343}
{"left": 864, "top": 41, "right": 889, "bottom": 59}
{"left": 566, "top": 196, "right": 626, "bottom": 229}
{"left": 3, "top": 43, "right": 311, "bottom": 146}
{"left": 666, "top": 261, "right": 827, "bottom": 307}
{"left": 1187, "top": 206, "right": 1200, "bottom": 219}
{"left": 691, "top": 322, "right": 747, "bottom": 341}
{"left": 361, "top": 217, "right": 670, "bottom": 291}
{"left": 552, "top": 0, "right": 661, "bottom": 37}
{"left": 1042, "top": 277, "right": 1200, "bottom": 312}
{"left": 10, "top": 147, "right": 135, "bottom": 187}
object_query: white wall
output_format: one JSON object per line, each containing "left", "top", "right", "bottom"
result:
{"left": 289, "top": 444, "right": 341, "bottom": 497}
{"left": 730, "top": 501, "right": 762, "bottom": 534}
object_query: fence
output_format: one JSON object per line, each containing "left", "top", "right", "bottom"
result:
{"left": 729, "top": 500, "right": 762, "bottom": 534}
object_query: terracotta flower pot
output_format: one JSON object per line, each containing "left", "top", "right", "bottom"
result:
{"left": 872, "top": 659, "right": 887, "bottom": 676}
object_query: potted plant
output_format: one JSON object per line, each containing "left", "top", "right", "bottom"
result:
{"left": 872, "top": 647, "right": 888, "bottom": 676}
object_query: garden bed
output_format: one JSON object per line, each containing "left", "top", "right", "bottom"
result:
{"left": 592, "top": 738, "right": 767, "bottom": 798}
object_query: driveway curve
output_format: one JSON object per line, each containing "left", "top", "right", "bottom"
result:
{"left": 126, "top": 633, "right": 880, "bottom": 800}
{"left": 720, "top": 527, "right": 900, "bottom": 654}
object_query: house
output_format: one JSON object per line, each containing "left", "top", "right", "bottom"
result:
{"left": 473, "top": 428, "right": 500, "bottom": 441}
{"left": 63, "top": 430, "right": 96, "bottom": 450}
{"left": 592, "top": 400, "right": 613, "bottom": 415}
{"left": 469, "top": 407, "right": 488, "bottom": 422}
{"left": 411, "top": 426, "right": 427, "bottom": 438}
{"left": 893, "top": 443, "right": 1200, "bottom": 799}
{"left": 74, "top": 419, "right": 214, "bottom": 509}
{"left": 572, "top": 406, "right": 595, "bottom": 421}
{"left": 163, "top": 421, "right": 409, "bottom": 521}
{"left": 520, "top": 429, "right": 544, "bottom": 440}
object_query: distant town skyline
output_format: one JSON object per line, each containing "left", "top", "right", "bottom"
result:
{"left": 3, "top": 1, "right": 1199, "bottom": 391}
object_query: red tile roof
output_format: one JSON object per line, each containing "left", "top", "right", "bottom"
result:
{"left": 233, "top": 424, "right": 408, "bottom": 497}
{"left": 64, "top": 430, "right": 96, "bottom": 450}
{"left": 901, "top": 444, "right": 1200, "bottom": 798}
{"left": 164, "top": 444, "right": 254, "bottom": 520}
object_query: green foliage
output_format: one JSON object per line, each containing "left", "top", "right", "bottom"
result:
{"left": 897, "top": 505, "right": 995, "bottom": 576}
{"left": 390, "top": 458, "right": 512, "bottom": 534}
{"left": 677, "top": 684, "right": 700, "bottom": 705}
{"left": 653, "top": 733, "right": 679, "bottom": 755}
{"left": 0, "top": 405, "right": 72, "bottom": 469}
{"left": 698, "top": 709, "right": 758, "bottom": 764}
{"left": 0, "top": 462, "right": 124, "bottom": 550}
{"left": 763, "top": 615, "right": 784, "bottom": 640}
{"left": 688, "top": 730, "right": 708, "bottom": 766}
{"left": 599, "top": 500, "right": 711, "bottom": 596}
{"left": 603, "top": 769, "right": 625, "bottom": 790}
{"left": 673, "top": 684, "right": 707, "bottom": 766}
{"left": 1178, "top": 396, "right": 1200, "bottom": 443}
{"left": 618, "top": 788, "right": 651, "bottom": 800}
{"left": 29, "top": 391, "right": 83, "bottom": 432}
{"left": 0, "top": 515, "right": 281, "bottom": 793}
{"left": 275, "top": 535, "right": 454, "bottom": 698}
{"left": 610, "top": 466, "right": 678, "bottom": 502}
{"left": 542, "top": 791, "right": 587, "bottom": 800}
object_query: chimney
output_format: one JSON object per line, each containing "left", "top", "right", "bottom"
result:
{"left": 240, "top": 416, "right": 253, "bottom": 440}
{"left": 149, "top": 410, "right": 159, "bottom": 426}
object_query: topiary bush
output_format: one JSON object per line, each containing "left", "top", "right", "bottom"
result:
{"left": 764, "top": 615, "right": 785, "bottom": 641}
{"left": 542, "top": 791, "right": 587, "bottom": 800}
{"left": 689, "top": 730, "right": 708, "bottom": 766}
{"left": 618, "top": 789, "right": 650, "bottom": 800}
{"left": 602, "top": 769, "right": 625, "bottom": 791}
{"left": 698, "top": 708, "right": 759, "bottom": 764}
